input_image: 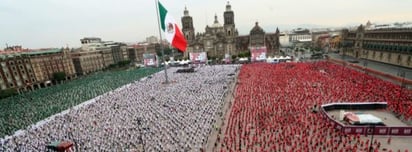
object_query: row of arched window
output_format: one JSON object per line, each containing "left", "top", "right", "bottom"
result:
{"left": 363, "top": 43, "right": 412, "bottom": 53}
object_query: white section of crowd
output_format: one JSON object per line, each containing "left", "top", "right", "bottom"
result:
{"left": 1, "top": 82, "right": 137, "bottom": 144}
{"left": 1, "top": 65, "right": 240, "bottom": 151}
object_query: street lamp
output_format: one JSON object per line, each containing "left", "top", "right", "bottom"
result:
{"left": 398, "top": 71, "right": 406, "bottom": 113}
{"left": 363, "top": 60, "right": 368, "bottom": 91}
{"left": 363, "top": 60, "right": 368, "bottom": 73}
{"left": 368, "top": 125, "right": 375, "bottom": 152}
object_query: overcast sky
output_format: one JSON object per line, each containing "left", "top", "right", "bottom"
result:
{"left": 1, "top": 0, "right": 411, "bottom": 49}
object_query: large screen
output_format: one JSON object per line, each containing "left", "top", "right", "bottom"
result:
{"left": 143, "top": 53, "right": 158, "bottom": 67}
{"left": 189, "top": 52, "right": 207, "bottom": 64}
{"left": 250, "top": 47, "right": 267, "bottom": 62}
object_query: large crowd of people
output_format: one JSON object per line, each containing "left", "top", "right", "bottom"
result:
{"left": 1, "top": 65, "right": 240, "bottom": 151}
{"left": 218, "top": 62, "right": 411, "bottom": 152}
{"left": 0, "top": 68, "right": 161, "bottom": 139}
{"left": 1, "top": 61, "right": 411, "bottom": 151}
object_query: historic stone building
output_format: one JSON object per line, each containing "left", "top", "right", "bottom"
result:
{"left": 105, "top": 42, "right": 128, "bottom": 64}
{"left": 71, "top": 50, "right": 104, "bottom": 76}
{"left": 73, "top": 37, "right": 134, "bottom": 75}
{"left": 127, "top": 43, "right": 160, "bottom": 64}
{"left": 182, "top": 2, "right": 280, "bottom": 58}
{"left": 342, "top": 22, "right": 412, "bottom": 68}
{"left": 28, "top": 48, "right": 76, "bottom": 84}
{"left": 236, "top": 22, "right": 281, "bottom": 56}
{"left": 0, "top": 46, "right": 76, "bottom": 92}
{"left": 182, "top": 2, "right": 237, "bottom": 58}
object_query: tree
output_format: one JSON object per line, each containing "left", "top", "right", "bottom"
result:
{"left": 156, "top": 47, "right": 172, "bottom": 57}
{"left": 237, "top": 51, "right": 251, "bottom": 58}
{"left": 118, "top": 60, "right": 131, "bottom": 67}
{"left": 0, "top": 88, "right": 18, "bottom": 99}
{"left": 245, "top": 51, "right": 251, "bottom": 57}
{"left": 53, "top": 72, "right": 66, "bottom": 82}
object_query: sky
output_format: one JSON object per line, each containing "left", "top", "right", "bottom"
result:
{"left": 1, "top": 0, "right": 411, "bottom": 49}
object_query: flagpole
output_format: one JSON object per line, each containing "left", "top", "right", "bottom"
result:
{"left": 155, "top": 0, "right": 169, "bottom": 84}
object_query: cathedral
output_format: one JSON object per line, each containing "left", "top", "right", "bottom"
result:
{"left": 181, "top": 2, "right": 280, "bottom": 59}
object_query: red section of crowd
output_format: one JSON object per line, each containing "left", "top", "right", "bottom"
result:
{"left": 219, "top": 62, "right": 411, "bottom": 152}
{"left": 329, "top": 58, "right": 412, "bottom": 86}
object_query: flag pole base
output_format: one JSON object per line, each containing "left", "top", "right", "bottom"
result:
{"left": 162, "top": 80, "right": 177, "bottom": 85}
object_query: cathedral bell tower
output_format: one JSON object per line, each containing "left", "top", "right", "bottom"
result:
{"left": 181, "top": 6, "right": 195, "bottom": 44}
{"left": 223, "top": 1, "right": 235, "bottom": 37}
{"left": 223, "top": 1, "right": 237, "bottom": 55}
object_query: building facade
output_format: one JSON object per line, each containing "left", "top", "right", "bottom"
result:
{"left": 0, "top": 52, "right": 34, "bottom": 91}
{"left": 342, "top": 22, "right": 412, "bottom": 68}
{"left": 0, "top": 47, "right": 76, "bottom": 92}
{"left": 182, "top": 2, "right": 238, "bottom": 58}
{"left": 104, "top": 42, "right": 128, "bottom": 64}
{"left": 127, "top": 43, "right": 160, "bottom": 64}
{"left": 311, "top": 29, "right": 342, "bottom": 52}
{"left": 99, "top": 47, "right": 115, "bottom": 67}
{"left": 288, "top": 28, "right": 312, "bottom": 48}
{"left": 182, "top": 2, "right": 280, "bottom": 58}
{"left": 235, "top": 23, "right": 280, "bottom": 56}
{"left": 80, "top": 37, "right": 126, "bottom": 67}
{"left": 71, "top": 50, "right": 104, "bottom": 76}
{"left": 77, "top": 37, "right": 140, "bottom": 74}
{"left": 28, "top": 48, "right": 76, "bottom": 85}
{"left": 146, "top": 36, "right": 159, "bottom": 44}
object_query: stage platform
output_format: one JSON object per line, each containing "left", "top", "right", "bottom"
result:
{"left": 320, "top": 102, "right": 412, "bottom": 136}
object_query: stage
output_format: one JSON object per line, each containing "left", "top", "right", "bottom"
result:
{"left": 320, "top": 102, "right": 412, "bottom": 136}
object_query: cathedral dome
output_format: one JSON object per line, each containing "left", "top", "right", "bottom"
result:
{"left": 250, "top": 22, "right": 265, "bottom": 34}
{"left": 211, "top": 14, "right": 222, "bottom": 28}
{"left": 212, "top": 22, "right": 222, "bottom": 28}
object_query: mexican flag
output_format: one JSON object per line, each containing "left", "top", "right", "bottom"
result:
{"left": 158, "top": 1, "right": 187, "bottom": 52}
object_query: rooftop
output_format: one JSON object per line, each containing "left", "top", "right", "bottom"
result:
{"left": 250, "top": 22, "right": 265, "bottom": 34}
{"left": 0, "top": 48, "right": 62, "bottom": 60}
{"left": 367, "top": 22, "right": 412, "bottom": 30}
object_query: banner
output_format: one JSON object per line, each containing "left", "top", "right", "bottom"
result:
{"left": 143, "top": 53, "right": 158, "bottom": 67}
{"left": 224, "top": 54, "right": 231, "bottom": 64}
{"left": 250, "top": 47, "right": 267, "bottom": 62}
{"left": 189, "top": 52, "right": 207, "bottom": 64}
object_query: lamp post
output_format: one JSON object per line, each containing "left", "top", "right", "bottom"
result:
{"left": 398, "top": 71, "right": 406, "bottom": 113}
{"left": 368, "top": 125, "right": 375, "bottom": 152}
{"left": 363, "top": 60, "right": 368, "bottom": 73}
{"left": 342, "top": 48, "right": 348, "bottom": 100}
{"left": 363, "top": 60, "right": 368, "bottom": 91}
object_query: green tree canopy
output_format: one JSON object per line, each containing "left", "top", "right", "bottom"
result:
{"left": 0, "top": 88, "right": 17, "bottom": 99}
{"left": 53, "top": 72, "right": 66, "bottom": 82}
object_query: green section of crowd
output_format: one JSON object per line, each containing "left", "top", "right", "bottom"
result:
{"left": 0, "top": 67, "right": 161, "bottom": 138}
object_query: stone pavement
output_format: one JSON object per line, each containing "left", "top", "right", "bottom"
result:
{"left": 204, "top": 68, "right": 239, "bottom": 152}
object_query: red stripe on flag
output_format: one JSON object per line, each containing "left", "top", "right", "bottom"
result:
{"left": 172, "top": 24, "right": 187, "bottom": 52}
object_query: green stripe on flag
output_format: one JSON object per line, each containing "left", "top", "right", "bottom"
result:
{"left": 158, "top": 2, "right": 168, "bottom": 31}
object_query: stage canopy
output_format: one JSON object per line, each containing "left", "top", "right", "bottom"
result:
{"left": 344, "top": 112, "right": 384, "bottom": 125}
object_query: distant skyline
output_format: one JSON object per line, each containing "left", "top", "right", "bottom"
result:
{"left": 1, "top": 0, "right": 411, "bottom": 49}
